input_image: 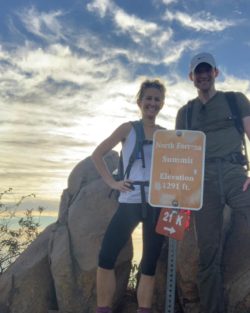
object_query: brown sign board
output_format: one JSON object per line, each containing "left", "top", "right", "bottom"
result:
{"left": 149, "top": 130, "right": 206, "bottom": 210}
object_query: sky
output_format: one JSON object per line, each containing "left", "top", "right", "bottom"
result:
{"left": 1, "top": 0, "right": 250, "bottom": 224}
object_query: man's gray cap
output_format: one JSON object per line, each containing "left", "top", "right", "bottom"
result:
{"left": 190, "top": 52, "right": 217, "bottom": 72}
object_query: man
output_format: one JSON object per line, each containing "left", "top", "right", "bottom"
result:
{"left": 175, "top": 52, "right": 250, "bottom": 313}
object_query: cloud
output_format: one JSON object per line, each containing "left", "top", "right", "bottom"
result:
{"left": 86, "top": 2, "right": 189, "bottom": 68}
{"left": 161, "top": 0, "right": 178, "bottom": 4}
{"left": 16, "top": 6, "right": 66, "bottom": 42}
{"left": 86, "top": 0, "right": 174, "bottom": 50}
{"left": 163, "top": 39, "right": 201, "bottom": 64}
{"left": 1, "top": 41, "right": 130, "bottom": 109}
{"left": 113, "top": 9, "right": 158, "bottom": 39}
{"left": 163, "top": 10, "right": 237, "bottom": 31}
{"left": 0, "top": 27, "right": 138, "bottom": 195}
{"left": 86, "top": 0, "right": 111, "bottom": 18}
{"left": 217, "top": 75, "right": 250, "bottom": 97}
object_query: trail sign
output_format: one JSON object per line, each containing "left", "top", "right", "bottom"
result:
{"left": 149, "top": 130, "right": 205, "bottom": 210}
{"left": 156, "top": 208, "right": 190, "bottom": 240}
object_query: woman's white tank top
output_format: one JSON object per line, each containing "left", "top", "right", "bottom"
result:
{"left": 118, "top": 127, "right": 152, "bottom": 203}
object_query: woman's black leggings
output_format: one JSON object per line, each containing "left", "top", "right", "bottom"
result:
{"left": 98, "top": 203, "right": 164, "bottom": 276}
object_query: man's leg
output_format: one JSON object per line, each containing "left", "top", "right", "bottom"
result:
{"left": 225, "top": 166, "right": 250, "bottom": 272}
{"left": 195, "top": 178, "right": 225, "bottom": 313}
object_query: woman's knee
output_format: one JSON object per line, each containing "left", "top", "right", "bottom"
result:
{"left": 98, "top": 249, "right": 116, "bottom": 270}
{"left": 140, "top": 258, "right": 158, "bottom": 276}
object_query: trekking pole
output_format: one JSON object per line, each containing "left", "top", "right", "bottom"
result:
{"left": 165, "top": 237, "right": 177, "bottom": 313}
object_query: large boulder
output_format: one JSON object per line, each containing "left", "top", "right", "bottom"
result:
{"left": 0, "top": 224, "right": 57, "bottom": 313}
{"left": 0, "top": 151, "right": 133, "bottom": 313}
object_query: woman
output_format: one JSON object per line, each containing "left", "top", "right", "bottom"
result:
{"left": 92, "top": 79, "right": 166, "bottom": 313}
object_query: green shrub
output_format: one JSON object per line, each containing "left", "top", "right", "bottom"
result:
{"left": 0, "top": 188, "right": 44, "bottom": 273}
{"left": 128, "top": 261, "right": 140, "bottom": 290}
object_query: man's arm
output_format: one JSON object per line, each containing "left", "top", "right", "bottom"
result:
{"left": 243, "top": 116, "right": 250, "bottom": 140}
{"left": 242, "top": 116, "right": 250, "bottom": 191}
{"left": 175, "top": 106, "right": 187, "bottom": 130}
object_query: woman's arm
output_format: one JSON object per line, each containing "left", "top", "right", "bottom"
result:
{"left": 91, "top": 122, "right": 133, "bottom": 192}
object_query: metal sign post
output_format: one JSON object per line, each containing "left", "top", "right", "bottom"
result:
{"left": 149, "top": 130, "right": 206, "bottom": 313}
{"left": 165, "top": 238, "right": 177, "bottom": 313}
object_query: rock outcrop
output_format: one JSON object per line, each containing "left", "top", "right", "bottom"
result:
{"left": 0, "top": 151, "right": 132, "bottom": 313}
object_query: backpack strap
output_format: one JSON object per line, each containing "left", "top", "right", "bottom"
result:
{"left": 224, "top": 91, "right": 249, "bottom": 170}
{"left": 224, "top": 91, "right": 244, "bottom": 134}
{"left": 185, "top": 100, "right": 195, "bottom": 130}
{"left": 124, "top": 120, "right": 147, "bottom": 179}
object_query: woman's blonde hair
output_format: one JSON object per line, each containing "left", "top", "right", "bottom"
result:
{"left": 136, "top": 79, "right": 166, "bottom": 102}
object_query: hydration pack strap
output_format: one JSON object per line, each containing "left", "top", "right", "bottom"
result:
{"left": 224, "top": 92, "right": 249, "bottom": 171}
{"left": 185, "top": 100, "right": 194, "bottom": 130}
{"left": 132, "top": 181, "right": 149, "bottom": 218}
{"left": 124, "top": 120, "right": 153, "bottom": 179}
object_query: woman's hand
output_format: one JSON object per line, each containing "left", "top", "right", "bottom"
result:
{"left": 243, "top": 177, "right": 250, "bottom": 192}
{"left": 110, "top": 180, "right": 134, "bottom": 192}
